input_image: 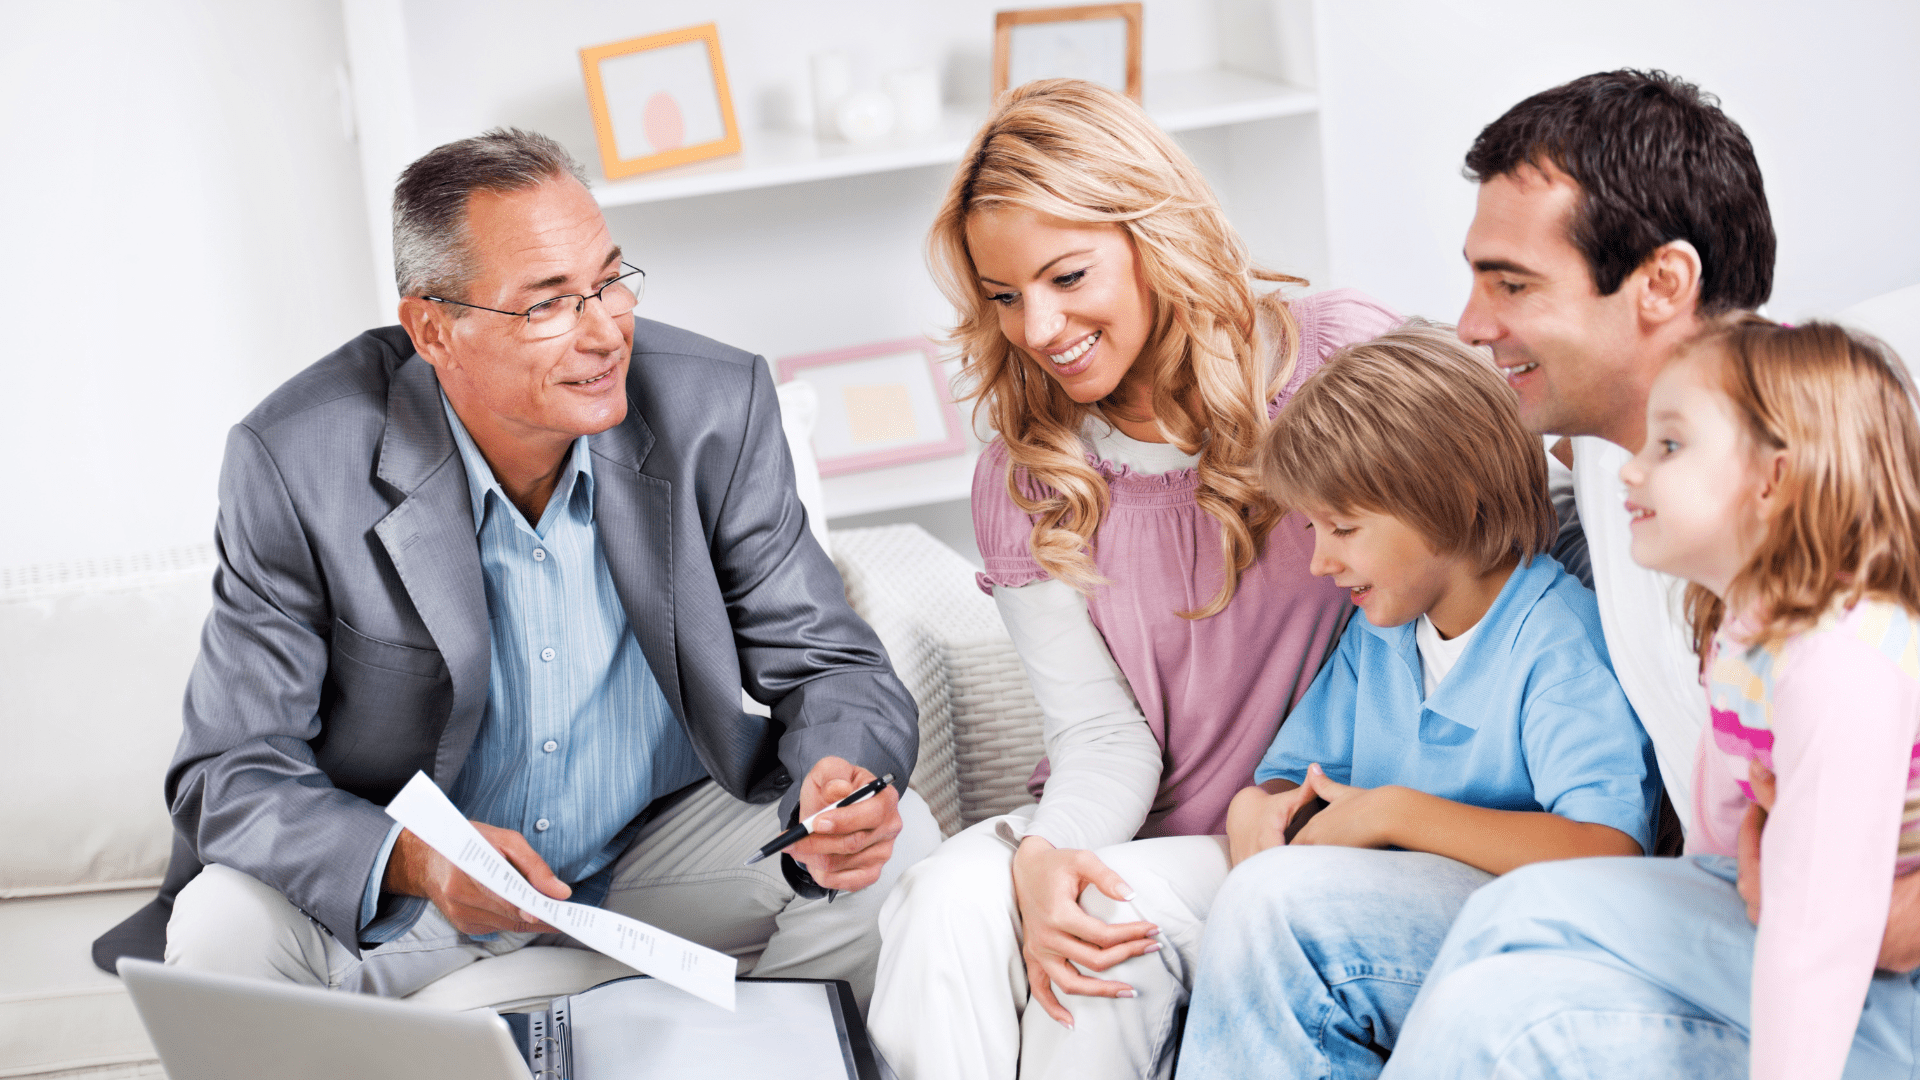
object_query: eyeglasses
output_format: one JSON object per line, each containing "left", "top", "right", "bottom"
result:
{"left": 426, "top": 263, "right": 646, "bottom": 340}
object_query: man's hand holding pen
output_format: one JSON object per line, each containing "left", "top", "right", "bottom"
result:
{"left": 785, "top": 757, "right": 904, "bottom": 893}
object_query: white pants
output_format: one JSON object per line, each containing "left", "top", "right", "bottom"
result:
{"left": 166, "top": 780, "right": 941, "bottom": 1010}
{"left": 870, "top": 807, "right": 1230, "bottom": 1080}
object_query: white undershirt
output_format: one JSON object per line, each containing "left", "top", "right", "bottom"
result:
{"left": 1084, "top": 413, "right": 1203, "bottom": 474}
{"left": 1414, "top": 613, "right": 1478, "bottom": 697}
{"left": 1570, "top": 436, "right": 1704, "bottom": 832}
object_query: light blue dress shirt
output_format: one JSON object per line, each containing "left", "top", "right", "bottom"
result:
{"left": 1255, "top": 554, "right": 1659, "bottom": 853}
{"left": 358, "top": 395, "right": 706, "bottom": 942}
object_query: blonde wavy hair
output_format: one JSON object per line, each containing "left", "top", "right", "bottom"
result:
{"left": 931, "top": 79, "right": 1305, "bottom": 618}
{"left": 1679, "top": 317, "right": 1920, "bottom": 859}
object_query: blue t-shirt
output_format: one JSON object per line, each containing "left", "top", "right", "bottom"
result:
{"left": 1256, "top": 554, "right": 1659, "bottom": 853}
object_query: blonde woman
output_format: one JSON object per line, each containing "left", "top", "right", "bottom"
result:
{"left": 869, "top": 80, "right": 1399, "bottom": 1079}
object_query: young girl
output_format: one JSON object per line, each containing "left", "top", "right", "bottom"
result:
{"left": 1383, "top": 319, "right": 1920, "bottom": 1080}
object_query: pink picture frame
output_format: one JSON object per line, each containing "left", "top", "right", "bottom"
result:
{"left": 776, "top": 338, "right": 967, "bottom": 477}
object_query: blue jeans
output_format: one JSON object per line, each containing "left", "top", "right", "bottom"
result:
{"left": 1176, "top": 846, "right": 1495, "bottom": 1079}
{"left": 1381, "top": 856, "right": 1920, "bottom": 1080}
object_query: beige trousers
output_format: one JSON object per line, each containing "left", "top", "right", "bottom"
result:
{"left": 166, "top": 780, "right": 940, "bottom": 1009}
{"left": 869, "top": 807, "right": 1231, "bottom": 1080}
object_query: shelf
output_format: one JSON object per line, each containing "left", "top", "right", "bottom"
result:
{"left": 820, "top": 446, "right": 979, "bottom": 520}
{"left": 593, "top": 69, "right": 1316, "bottom": 209}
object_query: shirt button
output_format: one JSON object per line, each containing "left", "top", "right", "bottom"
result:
{"left": 543, "top": 740, "right": 558, "bottom": 753}
{"left": 532, "top": 548, "right": 546, "bottom": 562}
{"left": 540, "top": 647, "right": 556, "bottom": 662}
{"left": 534, "top": 818, "right": 551, "bottom": 832}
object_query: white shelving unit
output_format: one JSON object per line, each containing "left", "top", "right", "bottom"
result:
{"left": 592, "top": 70, "right": 1316, "bottom": 209}
{"left": 342, "top": 0, "right": 1329, "bottom": 525}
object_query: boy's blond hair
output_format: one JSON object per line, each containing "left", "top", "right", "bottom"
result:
{"left": 1262, "top": 319, "right": 1557, "bottom": 572}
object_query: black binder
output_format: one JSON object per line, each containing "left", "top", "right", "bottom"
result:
{"left": 502, "top": 976, "right": 887, "bottom": 1080}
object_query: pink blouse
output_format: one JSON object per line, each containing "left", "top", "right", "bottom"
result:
{"left": 974, "top": 289, "right": 1402, "bottom": 838}
{"left": 1688, "top": 600, "right": 1920, "bottom": 1080}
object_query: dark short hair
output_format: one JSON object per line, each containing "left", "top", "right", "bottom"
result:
{"left": 1464, "top": 70, "right": 1774, "bottom": 315}
{"left": 392, "top": 127, "right": 588, "bottom": 300}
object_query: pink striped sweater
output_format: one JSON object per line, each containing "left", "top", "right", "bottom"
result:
{"left": 1688, "top": 598, "right": 1920, "bottom": 1080}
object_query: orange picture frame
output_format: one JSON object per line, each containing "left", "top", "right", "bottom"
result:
{"left": 992, "top": 3, "right": 1143, "bottom": 102}
{"left": 580, "top": 24, "right": 742, "bottom": 181}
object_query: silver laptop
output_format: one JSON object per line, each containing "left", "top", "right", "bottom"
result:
{"left": 118, "top": 957, "right": 530, "bottom": 1080}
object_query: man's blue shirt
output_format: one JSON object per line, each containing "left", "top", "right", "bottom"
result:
{"left": 1256, "top": 555, "right": 1659, "bottom": 853}
{"left": 358, "top": 395, "right": 706, "bottom": 942}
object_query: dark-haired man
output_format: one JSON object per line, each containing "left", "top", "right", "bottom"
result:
{"left": 1455, "top": 68, "right": 1774, "bottom": 835}
{"left": 1372, "top": 71, "right": 1920, "bottom": 1079}
{"left": 91, "top": 129, "right": 939, "bottom": 1007}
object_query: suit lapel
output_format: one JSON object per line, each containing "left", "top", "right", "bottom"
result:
{"left": 591, "top": 398, "right": 686, "bottom": 726}
{"left": 372, "top": 354, "right": 492, "bottom": 785}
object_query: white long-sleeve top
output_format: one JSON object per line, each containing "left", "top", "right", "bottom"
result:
{"left": 994, "top": 422, "right": 1200, "bottom": 852}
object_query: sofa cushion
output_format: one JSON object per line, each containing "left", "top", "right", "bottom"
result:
{"left": 0, "top": 890, "right": 160, "bottom": 1076}
{"left": 0, "top": 550, "right": 214, "bottom": 898}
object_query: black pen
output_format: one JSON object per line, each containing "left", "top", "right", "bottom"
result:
{"left": 744, "top": 773, "right": 896, "bottom": 866}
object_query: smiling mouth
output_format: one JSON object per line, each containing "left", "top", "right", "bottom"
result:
{"left": 1348, "top": 585, "right": 1372, "bottom": 599}
{"left": 1501, "top": 361, "right": 1539, "bottom": 379}
{"left": 566, "top": 367, "right": 616, "bottom": 387}
{"left": 1627, "top": 503, "right": 1654, "bottom": 524}
{"left": 1048, "top": 331, "right": 1100, "bottom": 366}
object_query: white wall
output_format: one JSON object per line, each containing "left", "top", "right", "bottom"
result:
{"left": 1311, "top": 0, "right": 1920, "bottom": 324}
{"left": 8, "top": 1, "right": 1917, "bottom": 568}
{"left": 385, "top": 0, "right": 1258, "bottom": 361}
{"left": 0, "top": 0, "right": 376, "bottom": 567}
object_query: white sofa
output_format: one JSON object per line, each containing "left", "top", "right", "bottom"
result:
{"left": 0, "top": 380, "right": 1045, "bottom": 1079}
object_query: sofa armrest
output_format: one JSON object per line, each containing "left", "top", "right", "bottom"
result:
{"left": 830, "top": 525, "right": 1045, "bottom": 835}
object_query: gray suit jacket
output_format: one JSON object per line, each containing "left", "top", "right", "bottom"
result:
{"left": 93, "top": 320, "right": 917, "bottom": 968}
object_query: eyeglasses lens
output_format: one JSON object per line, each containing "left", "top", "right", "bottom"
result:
{"left": 521, "top": 270, "right": 644, "bottom": 340}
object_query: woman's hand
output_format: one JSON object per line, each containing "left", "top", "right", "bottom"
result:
{"left": 1226, "top": 782, "right": 1319, "bottom": 867}
{"left": 1289, "top": 764, "right": 1402, "bottom": 849}
{"left": 1010, "top": 835, "right": 1163, "bottom": 1029}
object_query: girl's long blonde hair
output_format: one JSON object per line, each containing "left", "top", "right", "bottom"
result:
{"left": 930, "top": 79, "right": 1304, "bottom": 618}
{"left": 1683, "top": 317, "right": 1920, "bottom": 657}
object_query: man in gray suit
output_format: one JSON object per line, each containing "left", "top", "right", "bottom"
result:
{"left": 92, "top": 129, "right": 939, "bottom": 1005}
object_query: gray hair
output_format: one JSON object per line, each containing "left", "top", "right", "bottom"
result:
{"left": 391, "top": 127, "right": 590, "bottom": 300}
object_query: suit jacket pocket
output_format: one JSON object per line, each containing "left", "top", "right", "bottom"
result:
{"left": 317, "top": 617, "right": 452, "bottom": 799}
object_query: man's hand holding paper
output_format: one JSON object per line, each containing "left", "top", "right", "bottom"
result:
{"left": 384, "top": 822, "right": 571, "bottom": 937}
{"left": 386, "top": 772, "right": 738, "bottom": 1010}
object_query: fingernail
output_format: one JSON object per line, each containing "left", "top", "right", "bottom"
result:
{"left": 1120, "top": 888, "right": 1137, "bottom": 901}
{"left": 519, "top": 910, "right": 537, "bottom": 922}
{"left": 1143, "top": 942, "right": 1163, "bottom": 954}
{"left": 1062, "top": 1020, "right": 1074, "bottom": 1031}
{"left": 1118, "top": 988, "right": 1137, "bottom": 998}
{"left": 1147, "top": 925, "right": 1161, "bottom": 935}
{"left": 816, "top": 818, "right": 832, "bottom": 831}
{"left": 1309, "top": 763, "right": 1322, "bottom": 774}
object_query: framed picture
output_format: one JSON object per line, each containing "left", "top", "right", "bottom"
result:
{"left": 993, "top": 3, "right": 1143, "bottom": 102}
{"left": 580, "top": 24, "right": 742, "bottom": 180}
{"left": 776, "top": 339, "right": 967, "bottom": 477}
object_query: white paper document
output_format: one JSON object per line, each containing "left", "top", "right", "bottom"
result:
{"left": 570, "top": 979, "right": 852, "bottom": 1079}
{"left": 385, "top": 771, "right": 738, "bottom": 1011}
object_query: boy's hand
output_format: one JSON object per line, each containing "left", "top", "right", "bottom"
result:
{"left": 1226, "top": 783, "right": 1318, "bottom": 867}
{"left": 1290, "top": 764, "right": 1401, "bottom": 849}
